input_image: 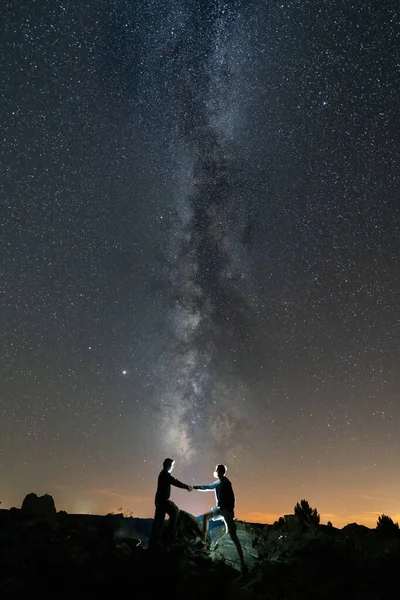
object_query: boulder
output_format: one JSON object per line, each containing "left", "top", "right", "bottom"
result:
{"left": 211, "top": 529, "right": 259, "bottom": 571}
{"left": 21, "top": 493, "right": 57, "bottom": 525}
{"left": 161, "top": 509, "right": 205, "bottom": 547}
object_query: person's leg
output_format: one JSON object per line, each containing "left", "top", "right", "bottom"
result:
{"left": 202, "top": 511, "right": 213, "bottom": 544}
{"left": 225, "top": 513, "right": 247, "bottom": 572}
{"left": 148, "top": 504, "right": 166, "bottom": 550}
{"left": 164, "top": 500, "right": 180, "bottom": 542}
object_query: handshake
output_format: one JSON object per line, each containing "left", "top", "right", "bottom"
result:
{"left": 187, "top": 485, "right": 194, "bottom": 492}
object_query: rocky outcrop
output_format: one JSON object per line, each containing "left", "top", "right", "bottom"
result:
{"left": 211, "top": 529, "right": 259, "bottom": 571}
{"left": 20, "top": 493, "right": 58, "bottom": 528}
{"left": 21, "top": 493, "right": 57, "bottom": 519}
{"left": 169, "top": 509, "right": 205, "bottom": 547}
{"left": 1, "top": 500, "right": 400, "bottom": 598}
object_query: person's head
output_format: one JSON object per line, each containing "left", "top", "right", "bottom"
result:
{"left": 214, "top": 464, "right": 227, "bottom": 479}
{"left": 163, "top": 458, "right": 175, "bottom": 472}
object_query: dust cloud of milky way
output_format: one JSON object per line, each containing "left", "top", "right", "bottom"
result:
{"left": 152, "top": 4, "right": 262, "bottom": 463}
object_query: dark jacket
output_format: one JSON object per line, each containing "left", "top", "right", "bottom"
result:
{"left": 194, "top": 476, "right": 235, "bottom": 512}
{"left": 155, "top": 468, "right": 189, "bottom": 504}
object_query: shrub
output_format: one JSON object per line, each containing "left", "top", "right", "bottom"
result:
{"left": 272, "top": 516, "right": 285, "bottom": 530}
{"left": 118, "top": 507, "right": 134, "bottom": 518}
{"left": 376, "top": 514, "right": 399, "bottom": 535}
{"left": 294, "top": 499, "right": 320, "bottom": 526}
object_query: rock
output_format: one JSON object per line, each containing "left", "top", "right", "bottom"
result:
{"left": 115, "top": 541, "right": 132, "bottom": 557}
{"left": 211, "top": 529, "right": 259, "bottom": 571}
{"left": 20, "top": 493, "right": 58, "bottom": 528}
{"left": 162, "top": 509, "right": 206, "bottom": 547}
{"left": 116, "top": 536, "right": 141, "bottom": 551}
{"left": 21, "top": 493, "right": 57, "bottom": 519}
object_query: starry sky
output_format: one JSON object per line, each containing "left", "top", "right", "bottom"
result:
{"left": 1, "top": 1, "right": 399, "bottom": 528}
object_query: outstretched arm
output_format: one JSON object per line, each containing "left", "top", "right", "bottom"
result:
{"left": 168, "top": 473, "right": 191, "bottom": 490}
{"left": 193, "top": 480, "right": 219, "bottom": 492}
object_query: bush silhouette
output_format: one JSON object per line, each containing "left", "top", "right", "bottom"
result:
{"left": 276, "top": 516, "right": 285, "bottom": 528}
{"left": 294, "top": 499, "right": 320, "bottom": 526}
{"left": 376, "top": 514, "right": 399, "bottom": 535}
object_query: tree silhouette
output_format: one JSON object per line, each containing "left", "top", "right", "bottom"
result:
{"left": 294, "top": 499, "right": 320, "bottom": 526}
{"left": 376, "top": 514, "right": 399, "bottom": 534}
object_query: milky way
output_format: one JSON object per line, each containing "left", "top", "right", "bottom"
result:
{"left": 150, "top": 3, "right": 259, "bottom": 461}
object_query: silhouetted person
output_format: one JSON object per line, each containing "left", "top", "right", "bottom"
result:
{"left": 148, "top": 458, "right": 192, "bottom": 550}
{"left": 194, "top": 464, "right": 248, "bottom": 575}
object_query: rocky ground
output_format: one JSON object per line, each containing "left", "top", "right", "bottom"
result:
{"left": 0, "top": 494, "right": 399, "bottom": 598}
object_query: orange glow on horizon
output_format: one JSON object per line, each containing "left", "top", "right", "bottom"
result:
{"left": 4, "top": 477, "right": 400, "bottom": 533}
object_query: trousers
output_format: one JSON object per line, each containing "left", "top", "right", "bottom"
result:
{"left": 148, "top": 499, "right": 180, "bottom": 549}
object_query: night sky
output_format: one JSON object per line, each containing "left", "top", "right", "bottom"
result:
{"left": 1, "top": 1, "right": 399, "bottom": 528}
